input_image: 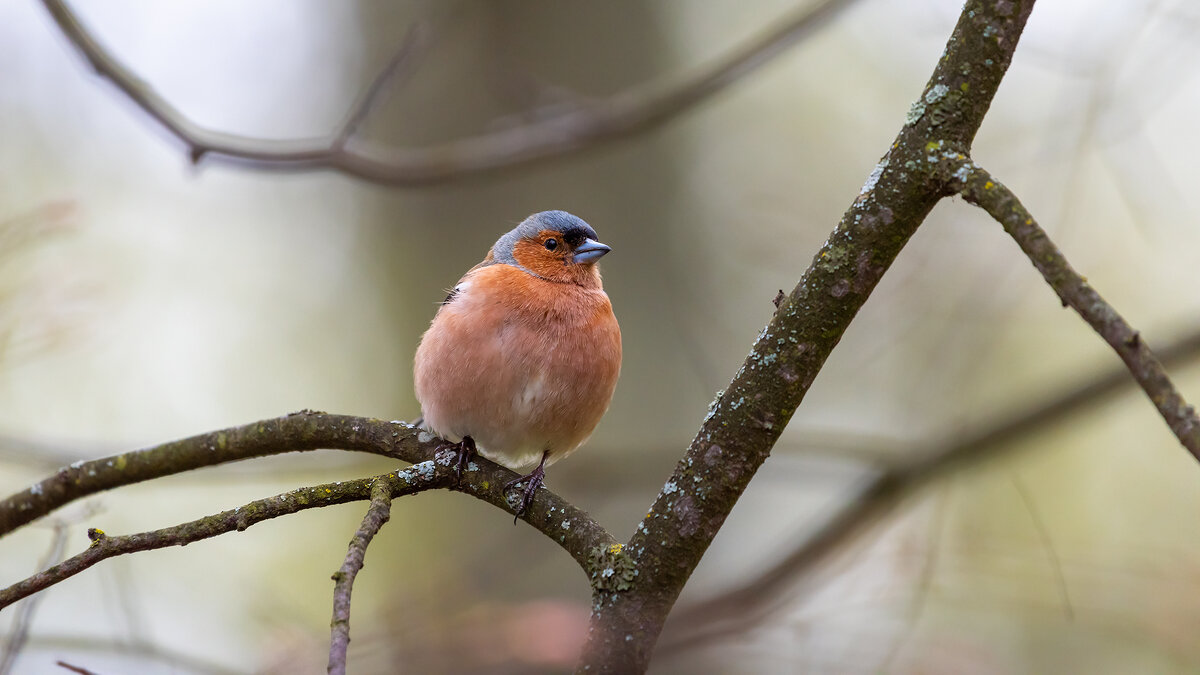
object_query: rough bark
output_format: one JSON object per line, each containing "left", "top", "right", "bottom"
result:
{"left": 578, "top": 1, "right": 1039, "bottom": 671}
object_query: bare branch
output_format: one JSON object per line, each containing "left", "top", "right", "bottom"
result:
{"left": 660, "top": 326, "right": 1200, "bottom": 654}
{"left": 657, "top": 471, "right": 898, "bottom": 654}
{"left": 330, "top": 23, "right": 430, "bottom": 153}
{"left": 0, "top": 434, "right": 99, "bottom": 471}
{"left": 949, "top": 160, "right": 1200, "bottom": 461}
{"left": 658, "top": 140, "right": 1200, "bottom": 675}
{"left": 328, "top": 478, "right": 394, "bottom": 675}
{"left": 19, "top": 634, "right": 243, "bottom": 675}
{"left": 55, "top": 662, "right": 97, "bottom": 675}
{"left": 877, "top": 486, "right": 949, "bottom": 671}
{"left": 580, "top": 2, "right": 1040, "bottom": 670}
{"left": 0, "top": 413, "right": 618, "bottom": 584}
{"left": 39, "top": 0, "right": 860, "bottom": 186}
{"left": 0, "top": 465, "right": 441, "bottom": 610}
{"left": 21, "top": 2, "right": 1192, "bottom": 672}
{"left": 0, "top": 523, "right": 69, "bottom": 674}
{"left": 0, "top": 412, "right": 414, "bottom": 537}
{"left": 1011, "top": 474, "right": 1073, "bottom": 620}
{"left": 934, "top": 326, "right": 1200, "bottom": 461}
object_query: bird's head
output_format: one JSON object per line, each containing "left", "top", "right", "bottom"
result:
{"left": 490, "top": 211, "right": 611, "bottom": 287}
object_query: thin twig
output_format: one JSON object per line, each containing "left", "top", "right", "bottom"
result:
{"left": 55, "top": 662, "right": 98, "bottom": 675}
{"left": 934, "top": 326, "right": 1200, "bottom": 461}
{"left": 20, "top": 635, "right": 240, "bottom": 675}
{"left": 0, "top": 465, "right": 442, "bottom": 611}
{"left": 331, "top": 23, "right": 430, "bottom": 152}
{"left": 39, "top": 0, "right": 861, "bottom": 185}
{"left": 657, "top": 472, "right": 898, "bottom": 654}
{"left": 0, "top": 434, "right": 98, "bottom": 472}
{"left": 1011, "top": 474, "right": 1074, "bottom": 620}
{"left": 0, "top": 523, "right": 69, "bottom": 674}
{"left": 877, "top": 485, "right": 949, "bottom": 671}
{"left": 949, "top": 159, "right": 1200, "bottom": 462}
{"left": 327, "top": 479, "right": 394, "bottom": 675}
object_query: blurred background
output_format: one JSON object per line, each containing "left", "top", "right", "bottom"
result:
{"left": 1, "top": 0, "right": 1199, "bottom": 673}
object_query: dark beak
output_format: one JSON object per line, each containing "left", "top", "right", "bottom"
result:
{"left": 572, "top": 238, "right": 611, "bottom": 264}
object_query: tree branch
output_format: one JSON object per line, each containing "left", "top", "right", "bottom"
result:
{"left": 0, "top": 465, "right": 441, "bottom": 611}
{"left": 54, "top": 662, "right": 97, "bottom": 675}
{"left": 0, "top": 413, "right": 618, "bottom": 583}
{"left": 20, "top": 2, "right": 1196, "bottom": 672}
{"left": 0, "top": 522, "right": 68, "bottom": 674}
{"left": 17, "top": 634, "right": 242, "bottom": 675}
{"left": 328, "top": 478, "right": 393, "bottom": 675}
{"left": 0, "top": 412, "right": 414, "bottom": 537}
{"left": 659, "top": 324, "right": 1200, "bottom": 654}
{"left": 330, "top": 23, "right": 429, "bottom": 154}
{"left": 579, "top": 2, "right": 1039, "bottom": 671}
{"left": 39, "top": 0, "right": 860, "bottom": 185}
{"left": 655, "top": 161, "right": 1200, "bottom": 666}
{"left": 948, "top": 159, "right": 1200, "bottom": 461}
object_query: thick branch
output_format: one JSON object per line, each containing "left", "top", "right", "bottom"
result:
{"left": 0, "top": 413, "right": 617, "bottom": 578}
{"left": 579, "top": 2, "right": 1038, "bottom": 671}
{"left": 40, "top": 0, "right": 859, "bottom": 185}
{"left": 328, "top": 478, "right": 394, "bottom": 675}
{"left": 949, "top": 160, "right": 1200, "bottom": 461}
{"left": 0, "top": 465, "right": 439, "bottom": 610}
{"left": 654, "top": 159, "right": 1200, "bottom": 669}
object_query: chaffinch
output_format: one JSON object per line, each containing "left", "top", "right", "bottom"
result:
{"left": 413, "top": 210, "right": 622, "bottom": 517}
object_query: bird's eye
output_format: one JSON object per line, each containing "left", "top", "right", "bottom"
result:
{"left": 544, "top": 238, "right": 558, "bottom": 251}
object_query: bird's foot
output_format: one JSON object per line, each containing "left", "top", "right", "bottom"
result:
{"left": 449, "top": 436, "right": 475, "bottom": 485}
{"left": 503, "top": 456, "right": 547, "bottom": 522}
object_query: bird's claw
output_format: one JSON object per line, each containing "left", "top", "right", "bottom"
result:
{"left": 503, "top": 462, "right": 546, "bottom": 523}
{"left": 447, "top": 436, "right": 475, "bottom": 485}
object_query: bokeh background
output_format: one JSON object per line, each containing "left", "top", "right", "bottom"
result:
{"left": 2, "top": 0, "right": 1199, "bottom": 673}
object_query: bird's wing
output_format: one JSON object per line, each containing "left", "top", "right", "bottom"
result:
{"left": 440, "top": 250, "right": 497, "bottom": 306}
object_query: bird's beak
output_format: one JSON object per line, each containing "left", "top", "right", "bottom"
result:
{"left": 572, "top": 238, "right": 611, "bottom": 264}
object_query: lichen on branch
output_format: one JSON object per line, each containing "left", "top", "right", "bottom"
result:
{"left": 0, "top": 414, "right": 617, "bottom": 587}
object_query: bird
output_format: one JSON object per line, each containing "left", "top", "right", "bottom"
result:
{"left": 413, "top": 210, "right": 622, "bottom": 518}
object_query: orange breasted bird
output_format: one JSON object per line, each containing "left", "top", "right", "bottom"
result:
{"left": 413, "top": 211, "right": 622, "bottom": 517}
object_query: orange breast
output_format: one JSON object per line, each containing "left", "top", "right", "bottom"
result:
{"left": 413, "top": 264, "right": 621, "bottom": 469}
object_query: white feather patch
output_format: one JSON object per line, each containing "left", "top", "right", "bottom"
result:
{"left": 514, "top": 373, "right": 547, "bottom": 419}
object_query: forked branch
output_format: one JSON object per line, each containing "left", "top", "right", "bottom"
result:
{"left": 661, "top": 324, "right": 1200, "bottom": 653}
{"left": 0, "top": 414, "right": 618, "bottom": 593}
{"left": 11, "top": 2, "right": 1199, "bottom": 674}
{"left": 40, "top": 0, "right": 860, "bottom": 185}
{"left": 578, "top": 1, "right": 1040, "bottom": 670}
{"left": 0, "top": 464, "right": 444, "bottom": 610}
